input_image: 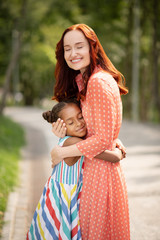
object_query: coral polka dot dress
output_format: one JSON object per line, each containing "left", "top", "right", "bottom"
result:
{"left": 76, "top": 67, "right": 130, "bottom": 240}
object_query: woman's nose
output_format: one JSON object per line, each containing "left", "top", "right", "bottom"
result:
{"left": 70, "top": 48, "right": 77, "bottom": 57}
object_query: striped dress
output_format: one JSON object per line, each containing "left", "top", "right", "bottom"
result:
{"left": 27, "top": 136, "right": 84, "bottom": 240}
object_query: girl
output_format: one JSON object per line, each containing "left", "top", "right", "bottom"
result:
{"left": 27, "top": 99, "right": 124, "bottom": 240}
{"left": 50, "top": 24, "right": 130, "bottom": 239}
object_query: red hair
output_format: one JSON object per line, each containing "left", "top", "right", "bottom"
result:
{"left": 52, "top": 24, "right": 128, "bottom": 101}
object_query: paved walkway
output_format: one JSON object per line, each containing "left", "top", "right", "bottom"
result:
{"left": 1, "top": 107, "right": 160, "bottom": 240}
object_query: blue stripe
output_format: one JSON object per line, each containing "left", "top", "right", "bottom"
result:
{"left": 42, "top": 185, "right": 47, "bottom": 197}
{"left": 52, "top": 180, "right": 62, "bottom": 216}
{"left": 63, "top": 163, "right": 66, "bottom": 183}
{"left": 70, "top": 192, "right": 78, "bottom": 210}
{"left": 33, "top": 211, "right": 41, "bottom": 240}
{"left": 78, "top": 228, "right": 82, "bottom": 239}
{"left": 37, "top": 184, "right": 60, "bottom": 239}
{"left": 60, "top": 194, "right": 71, "bottom": 223}
{"left": 41, "top": 204, "right": 58, "bottom": 240}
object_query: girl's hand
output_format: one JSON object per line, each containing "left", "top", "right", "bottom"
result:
{"left": 115, "top": 138, "right": 126, "bottom": 158}
{"left": 52, "top": 118, "right": 67, "bottom": 138}
{"left": 50, "top": 145, "right": 63, "bottom": 168}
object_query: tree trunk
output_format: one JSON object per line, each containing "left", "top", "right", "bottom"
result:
{"left": 152, "top": 0, "right": 160, "bottom": 116}
{"left": 0, "top": 31, "right": 21, "bottom": 114}
{"left": 0, "top": 0, "right": 27, "bottom": 115}
{"left": 131, "top": 0, "right": 141, "bottom": 121}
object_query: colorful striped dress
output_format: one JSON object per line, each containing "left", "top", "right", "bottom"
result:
{"left": 27, "top": 136, "right": 84, "bottom": 240}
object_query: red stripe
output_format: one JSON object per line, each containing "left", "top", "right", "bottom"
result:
{"left": 71, "top": 224, "right": 78, "bottom": 237}
{"left": 82, "top": 161, "right": 85, "bottom": 169}
{"left": 77, "top": 160, "right": 80, "bottom": 182}
{"left": 47, "top": 176, "right": 51, "bottom": 187}
{"left": 46, "top": 187, "right": 60, "bottom": 230}
{"left": 77, "top": 191, "right": 81, "bottom": 200}
{"left": 59, "top": 234, "right": 62, "bottom": 240}
{"left": 26, "top": 232, "right": 29, "bottom": 240}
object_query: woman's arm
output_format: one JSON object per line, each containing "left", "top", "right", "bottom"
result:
{"left": 96, "top": 148, "right": 123, "bottom": 163}
{"left": 75, "top": 76, "right": 120, "bottom": 160}
{"left": 51, "top": 137, "right": 124, "bottom": 167}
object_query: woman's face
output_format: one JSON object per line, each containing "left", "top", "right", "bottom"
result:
{"left": 63, "top": 30, "right": 90, "bottom": 74}
{"left": 59, "top": 103, "right": 87, "bottom": 138}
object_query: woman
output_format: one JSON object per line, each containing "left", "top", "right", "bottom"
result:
{"left": 51, "top": 24, "right": 130, "bottom": 240}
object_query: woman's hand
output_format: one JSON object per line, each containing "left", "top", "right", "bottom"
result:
{"left": 50, "top": 145, "right": 63, "bottom": 168}
{"left": 52, "top": 118, "right": 67, "bottom": 138}
{"left": 114, "top": 148, "right": 123, "bottom": 161}
{"left": 115, "top": 138, "right": 126, "bottom": 158}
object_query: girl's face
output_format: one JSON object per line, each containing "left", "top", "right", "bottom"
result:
{"left": 63, "top": 30, "right": 90, "bottom": 74}
{"left": 59, "top": 104, "right": 87, "bottom": 137}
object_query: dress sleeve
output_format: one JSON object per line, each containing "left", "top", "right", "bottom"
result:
{"left": 76, "top": 76, "right": 117, "bottom": 160}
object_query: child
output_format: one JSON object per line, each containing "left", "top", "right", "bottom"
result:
{"left": 27, "top": 99, "right": 123, "bottom": 240}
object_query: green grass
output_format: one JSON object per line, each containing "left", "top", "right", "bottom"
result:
{"left": 0, "top": 115, "right": 25, "bottom": 236}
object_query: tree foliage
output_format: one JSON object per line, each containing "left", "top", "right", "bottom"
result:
{"left": 0, "top": 0, "right": 159, "bottom": 121}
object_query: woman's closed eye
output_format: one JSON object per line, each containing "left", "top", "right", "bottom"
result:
{"left": 77, "top": 46, "right": 83, "bottom": 49}
{"left": 64, "top": 48, "right": 71, "bottom": 52}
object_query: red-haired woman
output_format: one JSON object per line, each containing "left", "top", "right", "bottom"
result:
{"left": 51, "top": 24, "right": 130, "bottom": 240}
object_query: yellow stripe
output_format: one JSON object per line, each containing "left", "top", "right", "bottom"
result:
{"left": 60, "top": 183, "right": 71, "bottom": 208}
{"left": 71, "top": 185, "right": 77, "bottom": 197}
{"left": 38, "top": 202, "right": 41, "bottom": 210}
{"left": 37, "top": 214, "right": 46, "bottom": 240}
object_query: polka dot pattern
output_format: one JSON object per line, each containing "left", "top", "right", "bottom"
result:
{"left": 76, "top": 68, "right": 130, "bottom": 240}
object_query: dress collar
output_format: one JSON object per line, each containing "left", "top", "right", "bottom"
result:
{"left": 75, "top": 66, "right": 101, "bottom": 92}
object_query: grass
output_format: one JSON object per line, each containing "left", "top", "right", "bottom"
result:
{"left": 0, "top": 115, "right": 25, "bottom": 236}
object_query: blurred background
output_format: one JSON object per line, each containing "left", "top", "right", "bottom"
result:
{"left": 0, "top": 0, "right": 160, "bottom": 239}
{"left": 0, "top": 0, "right": 159, "bottom": 121}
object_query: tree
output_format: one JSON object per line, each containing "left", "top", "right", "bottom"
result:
{"left": 152, "top": 0, "right": 160, "bottom": 117}
{"left": 131, "top": 0, "right": 141, "bottom": 121}
{"left": 0, "top": 0, "right": 27, "bottom": 114}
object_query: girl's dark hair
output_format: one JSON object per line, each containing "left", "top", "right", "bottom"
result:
{"left": 42, "top": 98, "right": 80, "bottom": 123}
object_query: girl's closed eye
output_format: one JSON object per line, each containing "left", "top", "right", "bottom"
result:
{"left": 68, "top": 121, "right": 73, "bottom": 125}
{"left": 78, "top": 113, "right": 83, "bottom": 119}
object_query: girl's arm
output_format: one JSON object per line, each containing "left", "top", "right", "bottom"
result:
{"left": 51, "top": 137, "right": 124, "bottom": 167}
{"left": 61, "top": 137, "right": 82, "bottom": 166}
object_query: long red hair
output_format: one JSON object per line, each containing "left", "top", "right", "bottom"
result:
{"left": 52, "top": 24, "right": 128, "bottom": 101}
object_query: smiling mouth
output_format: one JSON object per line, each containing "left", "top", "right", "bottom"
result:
{"left": 71, "top": 58, "right": 81, "bottom": 63}
{"left": 77, "top": 126, "right": 86, "bottom": 132}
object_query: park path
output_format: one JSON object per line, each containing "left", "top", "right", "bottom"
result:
{"left": 1, "top": 106, "right": 160, "bottom": 240}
